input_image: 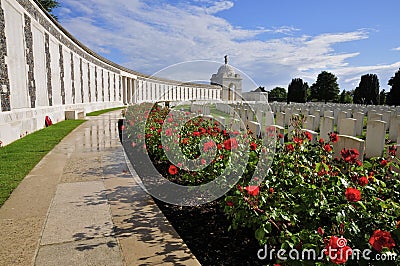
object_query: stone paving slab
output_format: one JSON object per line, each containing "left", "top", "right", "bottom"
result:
{"left": 35, "top": 237, "right": 123, "bottom": 266}
{"left": 40, "top": 181, "right": 114, "bottom": 246}
{"left": 0, "top": 149, "right": 69, "bottom": 266}
{"left": 0, "top": 111, "right": 200, "bottom": 266}
{"left": 61, "top": 154, "right": 104, "bottom": 183}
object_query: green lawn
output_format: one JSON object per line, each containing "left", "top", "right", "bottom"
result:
{"left": 0, "top": 120, "right": 85, "bottom": 207}
{"left": 86, "top": 106, "right": 125, "bottom": 116}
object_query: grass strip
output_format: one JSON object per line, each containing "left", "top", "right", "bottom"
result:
{"left": 0, "top": 120, "right": 86, "bottom": 207}
{"left": 86, "top": 106, "right": 125, "bottom": 116}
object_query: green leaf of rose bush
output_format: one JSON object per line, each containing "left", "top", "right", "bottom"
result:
{"left": 124, "top": 105, "right": 400, "bottom": 265}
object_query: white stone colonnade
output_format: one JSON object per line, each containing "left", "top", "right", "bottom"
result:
{"left": 0, "top": 0, "right": 223, "bottom": 145}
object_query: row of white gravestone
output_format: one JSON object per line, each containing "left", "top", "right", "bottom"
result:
{"left": 216, "top": 102, "right": 400, "bottom": 159}
{"left": 190, "top": 103, "right": 211, "bottom": 115}
{"left": 277, "top": 113, "right": 398, "bottom": 159}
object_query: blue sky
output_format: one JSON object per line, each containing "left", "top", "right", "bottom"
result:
{"left": 54, "top": 0, "right": 400, "bottom": 92}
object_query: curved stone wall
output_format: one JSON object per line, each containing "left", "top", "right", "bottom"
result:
{"left": 0, "top": 0, "right": 220, "bottom": 145}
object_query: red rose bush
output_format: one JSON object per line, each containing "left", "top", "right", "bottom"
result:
{"left": 224, "top": 115, "right": 400, "bottom": 265}
{"left": 124, "top": 106, "right": 400, "bottom": 265}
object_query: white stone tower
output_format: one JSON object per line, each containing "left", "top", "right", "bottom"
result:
{"left": 210, "top": 56, "right": 242, "bottom": 101}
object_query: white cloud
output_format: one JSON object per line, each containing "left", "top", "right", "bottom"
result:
{"left": 205, "top": 1, "right": 234, "bottom": 14}
{"left": 392, "top": 47, "right": 400, "bottom": 51}
{"left": 56, "top": 0, "right": 400, "bottom": 91}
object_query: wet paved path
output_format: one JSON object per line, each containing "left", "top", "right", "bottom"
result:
{"left": 0, "top": 111, "right": 200, "bottom": 266}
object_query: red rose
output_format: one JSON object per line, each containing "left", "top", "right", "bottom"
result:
{"left": 245, "top": 186, "right": 259, "bottom": 196}
{"left": 340, "top": 148, "right": 359, "bottom": 164}
{"left": 318, "top": 169, "right": 327, "bottom": 176}
{"left": 250, "top": 142, "right": 257, "bottom": 151}
{"left": 203, "top": 140, "right": 215, "bottom": 152}
{"left": 325, "top": 236, "right": 352, "bottom": 264}
{"left": 358, "top": 176, "right": 368, "bottom": 187}
{"left": 369, "top": 230, "right": 395, "bottom": 252}
{"left": 286, "top": 143, "right": 294, "bottom": 152}
{"left": 356, "top": 160, "right": 362, "bottom": 166}
{"left": 168, "top": 165, "right": 178, "bottom": 175}
{"left": 269, "top": 187, "right": 274, "bottom": 194}
{"left": 293, "top": 137, "right": 303, "bottom": 145}
{"left": 305, "top": 131, "right": 312, "bottom": 141}
{"left": 224, "top": 138, "right": 238, "bottom": 150}
{"left": 201, "top": 159, "right": 206, "bottom": 165}
{"left": 329, "top": 133, "right": 339, "bottom": 143}
{"left": 380, "top": 159, "right": 388, "bottom": 167}
{"left": 278, "top": 133, "right": 284, "bottom": 139}
{"left": 319, "top": 138, "right": 324, "bottom": 145}
{"left": 193, "top": 131, "right": 201, "bottom": 137}
{"left": 389, "top": 145, "right": 397, "bottom": 156}
{"left": 165, "top": 128, "right": 173, "bottom": 136}
{"left": 345, "top": 187, "right": 361, "bottom": 202}
{"left": 324, "top": 144, "right": 332, "bottom": 152}
{"left": 318, "top": 227, "right": 324, "bottom": 235}
{"left": 226, "top": 201, "right": 234, "bottom": 207}
{"left": 217, "top": 144, "right": 222, "bottom": 150}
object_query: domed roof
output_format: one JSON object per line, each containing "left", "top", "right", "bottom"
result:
{"left": 217, "top": 64, "right": 235, "bottom": 77}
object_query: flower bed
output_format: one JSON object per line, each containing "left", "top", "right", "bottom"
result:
{"left": 123, "top": 103, "right": 400, "bottom": 265}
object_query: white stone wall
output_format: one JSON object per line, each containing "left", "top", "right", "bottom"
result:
{"left": 32, "top": 24, "right": 47, "bottom": 107}
{"left": 0, "top": 0, "right": 222, "bottom": 145}
{"left": 4, "top": 0, "right": 29, "bottom": 110}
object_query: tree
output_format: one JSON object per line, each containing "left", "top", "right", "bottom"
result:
{"left": 310, "top": 71, "right": 340, "bottom": 103}
{"left": 37, "top": 0, "right": 59, "bottom": 20}
{"left": 387, "top": 68, "right": 400, "bottom": 106}
{"left": 379, "top": 89, "right": 386, "bottom": 105}
{"left": 287, "top": 78, "right": 308, "bottom": 103}
{"left": 339, "top": 90, "right": 353, "bottom": 104}
{"left": 268, "top": 87, "right": 287, "bottom": 102}
{"left": 353, "top": 74, "right": 380, "bottom": 105}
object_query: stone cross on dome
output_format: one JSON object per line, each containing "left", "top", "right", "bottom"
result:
{"left": 224, "top": 55, "right": 228, "bottom": 64}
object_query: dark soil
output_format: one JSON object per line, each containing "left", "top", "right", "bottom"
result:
{"left": 153, "top": 198, "right": 267, "bottom": 266}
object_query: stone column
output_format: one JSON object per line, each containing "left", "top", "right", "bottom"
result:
{"left": 126, "top": 77, "right": 131, "bottom": 104}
